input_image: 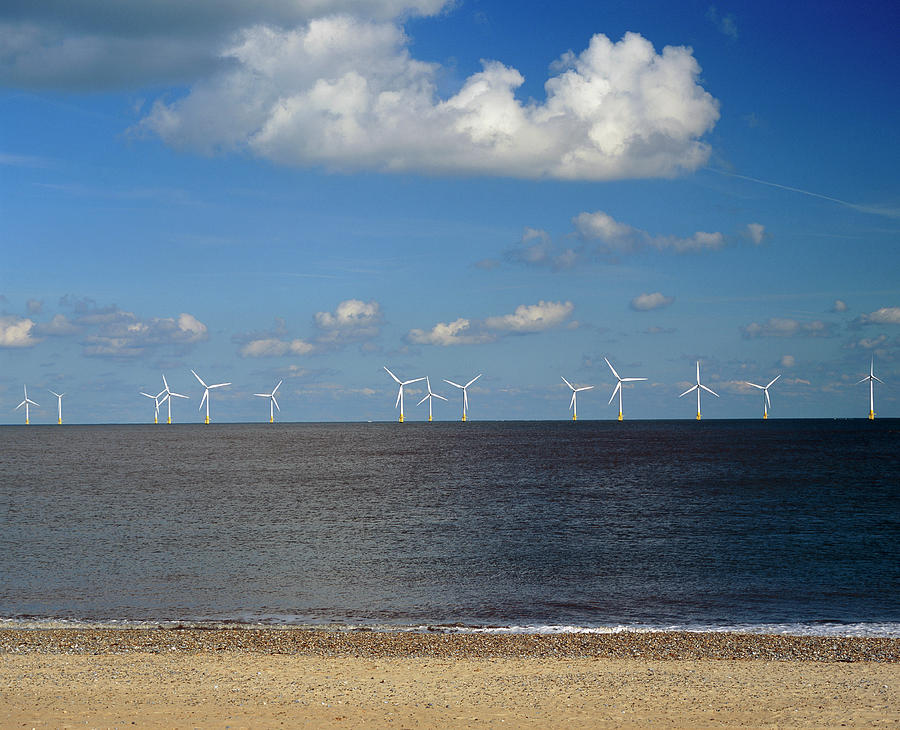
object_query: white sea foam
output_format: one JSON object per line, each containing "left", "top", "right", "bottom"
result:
{"left": 3, "top": 617, "right": 899, "bottom": 638}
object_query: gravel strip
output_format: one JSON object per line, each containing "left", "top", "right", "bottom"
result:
{"left": 1, "top": 628, "right": 897, "bottom": 662}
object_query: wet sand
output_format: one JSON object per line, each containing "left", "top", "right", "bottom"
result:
{"left": 2, "top": 628, "right": 898, "bottom": 728}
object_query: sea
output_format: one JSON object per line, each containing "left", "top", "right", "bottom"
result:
{"left": 1, "top": 420, "right": 898, "bottom": 637}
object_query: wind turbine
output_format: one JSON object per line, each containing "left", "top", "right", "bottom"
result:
{"left": 254, "top": 380, "right": 282, "bottom": 423}
{"left": 745, "top": 374, "right": 781, "bottom": 420}
{"left": 192, "top": 369, "right": 231, "bottom": 424}
{"left": 140, "top": 390, "right": 163, "bottom": 424}
{"left": 15, "top": 385, "right": 39, "bottom": 425}
{"left": 857, "top": 358, "right": 884, "bottom": 420}
{"left": 384, "top": 367, "right": 425, "bottom": 423}
{"left": 605, "top": 358, "right": 647, "bottom": 421}
{"left": 561, "top": 377, "right": 593, "bottom": 421}
{"left": 443, "top": 374, "right": 482, "bottom": 422}
{"left": 679, "top": 361, "right": 719, "bottom": 420}
{"left": 159, "top": 374, "right": 189, "bottom": 424}
{"left": 417, "top": 376, "right": 447, "bottom": 421}
{"left": 48, "top": 390, "right": 65, "bottom": 425}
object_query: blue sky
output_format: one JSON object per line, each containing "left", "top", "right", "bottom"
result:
{"left": 1, "top": 0, "right": 898, "bottom": 423}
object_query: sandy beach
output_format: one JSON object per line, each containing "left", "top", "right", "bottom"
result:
{"left": 2, "top": 628, "right": 898, "bottom": 728}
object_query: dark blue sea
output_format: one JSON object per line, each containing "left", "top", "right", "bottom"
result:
{"left": 1, "top": 420, "right": 898, "bottom": 636}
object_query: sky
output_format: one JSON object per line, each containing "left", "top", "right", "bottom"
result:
{"left": 1, "top": 0, "right": 898, "bottom": 423}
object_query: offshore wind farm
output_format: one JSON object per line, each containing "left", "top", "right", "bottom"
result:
{"left": 1, "top": 2, "right": 898, "bottom": 726}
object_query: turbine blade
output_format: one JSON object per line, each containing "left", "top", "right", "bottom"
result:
{"left": 873, "top": 376, "right": 885, "bottom": 384}
{"left": 569, "top": 392, "right": 576, "bottom": 409}
{"left": 561, "top": 376, "right": 574, "bottom": 390}
{"left": 608, "top": 382, "right": 621, "bottom": 405}
{"left": 210, "top": 382, "right": 231, "bottom": 389}
{"left": 140, "top": 392, "right": 155, "bottom": 399}
{"left": 621, "top": 377, "right": 647, "bottom": 382}
{"left": 417, "top": 394, "right": 429, "bottom": 406}
{"left": 696, "top": 361, "right": 701, "bottom": 384}
{"left": 162, "top": 374, "right": 169, "bottom": 391}
{"left": 463, "top": 390, "right": 468, "bottom": 411}
{"left": 272, "top": 380, "right": 282, "bottom": 394}
{"left": 856, "top": 377, "right": 869, "bottom": 384}
{"left": 746, "top": 382, "right": 764, "bottom": 390}
{"left": 465, "top": 374, "right": 482, "bottom": 387}
{"left": 253, "top": 393, "right": 269, "bottom": 398}
{"left": 679, "top": 385, "right": 698, "bottom": 398}
{"left": 395, "top": 388, "right": 402, "bottom": 408}
{"left": 443, "top": 379, "right": 463, "bottom": 389}
{"left": 191, "top": 369, "right": 207, "bottom": 388}
{"left": 404, "top": 377, "right": 426, "bottom": 385}
{"left": 200, "top": 391, "right": 208, "bottom": 410}
{"left": 577, "top": 385, "right": 594, "bottom": 392}
{"left": 765, "top": 390, "right": 771, "bottom": 409}
{"left": 604, "top": 357, "right": 620, "bottom": 380}
{"left": 767, "top": 374, "right": 781, "bottom": 388}
{"left": 434, "top": 394, "right": 448, "bottom": 401}
{"left": 272, "top": 396, "right": 280, "bottom": 412}
{"left": 384, "top": 366, "right": 402, "bottom": 384}
{"left": 16, "top": 401, "right": 25, "bottom": 409}
{"left": 700, "top": 384, "right": 719, "bottom": 397}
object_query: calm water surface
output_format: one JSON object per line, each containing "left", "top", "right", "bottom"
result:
{"left": 1, "top": 420, "right": 898, "bottom": 635}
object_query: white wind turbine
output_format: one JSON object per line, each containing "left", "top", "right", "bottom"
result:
{"left": 159, "top": 374, "right": 189, "bottom": 424}
{"left": 679, "top": 361, "right": 719, "bottom": 420}
{"left": 562, "top": 377, "right": 594, "bottom": 421}
{"left": 384, "top": 366, "right": 424, "bottom": 423}
{"left": 48, "top": 390, "right": 65, "bottom": 425}
{"left": 254, "top": 380, "right": 282, "bottom": 423}
{"left": 443, "top": 373, "right": 482, "bottom": 422}
{"left": 605, "top": 358, "right": 647, "bottom": 421}
{"left": 15, "top": 385, "right": 39, "bottom": 425}
{"left": 858, "top": 358, "right": 884, "bottom": 420}
{"left": 140, "top": 390, "right": 164, "bottom": 424}
{"left": 745, "top": 374, "right": 781, "bottom": 420}
{"left": 192, "top": 369, "right": 231, "bottom": 424}
{"left": 417, "top": 376, "right": 447, "bottom": 422}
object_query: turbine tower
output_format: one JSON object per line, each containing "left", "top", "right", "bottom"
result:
{"left": 561, "top": 377, "right": 593, "bottom": 421}
{"left": 745, "top": 374, "right": 781, "bottom": 419}
{"left": 857, "top": 358, "right": 884, "bottom": 420}
{"left": 254, "top": 380, "right": 282, "bottom": 423}
{"left": 679, "top": 361, "right": 718, "bottom": 420}
{"left": 160, "top": 374, "right": 189, "bottom": 424}
{"left": 141, "top": 391, "right": 163, "bottom": 424}
{"left": 15, "top": 385, "right": 39, "bottom": 425}
{"left": 48, "top": 390, "right": 65, "bottom": 425}
{"left": 604, "top": 357, "right": 647, "bottom": 421}
{"left": 443, "top": 374, "right": 482, "bottom": 422}
{"left": 417, "top": 376, "right": 447, "bottom": 421}
{"left": 384, "top": 367, "right": 424, "bottom": 423}
{"left": 192, "top": 369, "right": 231, "bottom": 424}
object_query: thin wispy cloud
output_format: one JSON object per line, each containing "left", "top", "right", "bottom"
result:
{"left": 708, "top": 168, "right": 900, "bottom": 219}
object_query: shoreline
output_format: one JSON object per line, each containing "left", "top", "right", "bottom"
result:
{"left": 3, "top": 627, "right": 899, "bottom": 661}
{"left": 3, "top": 629, "right": 898, "bottom": 728}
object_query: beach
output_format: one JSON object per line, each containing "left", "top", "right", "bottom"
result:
{"left": 2, "top": 629, "right": 898, "bottom": 728}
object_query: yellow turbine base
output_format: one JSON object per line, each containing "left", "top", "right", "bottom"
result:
{"left": 618, "top": 413, "right": 623, "bottom": 421}
{"left": 869, "top": 410, "right": 875, "bottom": 420}
{"left": 696, "top": 413, "right": 702, "bottom": 421}
{"left": 25, "top": 418, "right": 29, "bottom": 425}
{"left": 428, "top": 415, "right": 432, "bottom": 422}
{"left": 399, "top": 414, "right": 404, "bottom": 423}
{"left": 154, "top": 416, "right": 158, "bottom": 424}
{"left": 58, "top": 418, "right": 62, "bottom": 425}
{"left": 270, "top": 416, "right": 274, "bottom": 424}
{"left": 462, "top": 413, "right": 466, "bottom": 422}
{"left": 168, "top": 417, "right": 172, "bottom": 424}
{"left": 763, "top": 412, "right": 768, "bottom": 420}
{"left": 205, "top": 416, "right": 210, "bottom": 424}
{"left": 572, "top": 414, "right": 577, "bottom": 421}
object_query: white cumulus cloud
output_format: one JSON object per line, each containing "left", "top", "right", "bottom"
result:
{"left": 573, "top": 211, "right": 725, "bottom": 253}
{"left": 857, "top": 306, "right": 900, "bottom": 325}
{"left": 408, "top": 300, "right": 574, "bottom": 346}
{"left": 0, "top": 315, "right": 39, "bottom": 347}
{"left": 630, "top": 292, "right": 674, "bottom": 311}
{"left": 740, "top": 318, "right": 833, "bottom": 339}
{"left": 240, "top": 338, "right": 316, "bottom": 357}
{"left": 314, "top": 298, "right": 382, "bottom": 344}
{"left": 137, "top": 26, "right": 718, "bottom": 180}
